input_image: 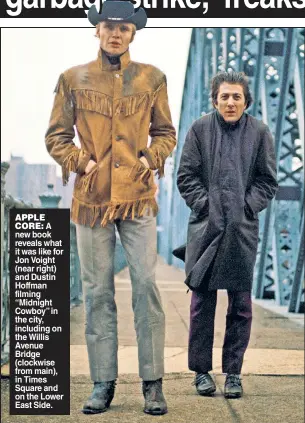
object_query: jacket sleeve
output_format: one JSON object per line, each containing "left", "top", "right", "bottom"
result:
{"left": 245, "top": 125, "right": 278, "bottom": 217}
{"left": 177, "top": 125, "right": 209, "bottom": 217}
{"left": 141, "top": 77, "right": 176, "bottom": 178}
{"left": 45, "top": 73, "right": 91, "bottom": 185}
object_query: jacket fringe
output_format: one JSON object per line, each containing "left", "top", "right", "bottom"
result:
{"left": 79, "top": 166, "right": 99, "bottom": 193}
{"left": 71, "top": 198, "right": 103, "bottom": 227}
{"left": 153, "top": 149, "right": 168, "bottom": 179}
{"left": 74, "top": 90, "right": 113, "bottom": 117}
{"left": 62, "top": 150, "right": 79, "bottom": 185}
{"left": 152, "top": 82, "right": 166, "bottom": 105}
{"left": 73, "top": 90, "right": 153, "bottom": 117}
{"left": 71, "top": 196, "right": 158, "bottom": 228}
{"left": 115, "top": 92, "right": 151, "bottom": 116}
{"left": 101, "top": 197, "right": 158, "bottom": 227}
{"left": 129, "top": 162, "right": 151, "bottom": 184}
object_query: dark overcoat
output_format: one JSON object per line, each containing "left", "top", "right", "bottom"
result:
{"left": 174, "top": 111, "right": 278, "bottom": 292}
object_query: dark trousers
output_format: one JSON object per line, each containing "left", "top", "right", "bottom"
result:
{"left": 188, "top": 290, "right": 252, "bottom": 374}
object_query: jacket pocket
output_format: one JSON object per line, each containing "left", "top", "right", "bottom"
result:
{"left": 244, "top": 200, "right": 258, "bottom": 220}
{"left": 76, "top": 149, "right": 92, "bottom": 174}
{"left": 78, "top": 162, "right": 99, "bottom": 193}
{"left": 192, "top": 195, "right": 209, "bottom": 220}
{"left": 129, "top": 160, "right": 153, "bottom": 186}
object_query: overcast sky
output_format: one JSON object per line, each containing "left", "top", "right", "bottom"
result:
{"left": 1, "top": 28, "right": 191, "bottom": 174}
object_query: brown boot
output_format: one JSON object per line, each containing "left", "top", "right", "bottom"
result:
{"left": 82, "top": 380, "right": 116, "bottom": 414}
{"left": 142, "top": 378, "right": 168, "bottom": 415}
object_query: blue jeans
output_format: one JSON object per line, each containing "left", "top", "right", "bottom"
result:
{"left": 76, "top": 214, "right": 165, "bottom": 382}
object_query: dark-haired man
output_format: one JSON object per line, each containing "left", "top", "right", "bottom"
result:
{"left": 45, "top": 0, "right": 176, "bottom": 415}
{"left": 175, "top": 72, "right": 278, "bottom": 398}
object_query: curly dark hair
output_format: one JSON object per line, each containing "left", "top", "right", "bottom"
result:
{"left": 211, "top": 71, "right": 253, "bottom": 109}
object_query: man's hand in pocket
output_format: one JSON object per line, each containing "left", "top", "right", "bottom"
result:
{"left": 85, "top": 160, "right": 97, "bottom": 174}
{"left": 139, "top": 156, "right": 150, "bottom": 169}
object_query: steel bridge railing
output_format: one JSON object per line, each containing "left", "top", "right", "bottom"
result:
{"left": 157, "top": 28, "right": 304, "bottom": 313}
{"left": 1, "top": 161, "right": 128, "bottom": 367}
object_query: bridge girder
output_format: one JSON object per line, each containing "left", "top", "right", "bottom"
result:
{"left": 158, "top": 28, "right": 304, "bottom": 313}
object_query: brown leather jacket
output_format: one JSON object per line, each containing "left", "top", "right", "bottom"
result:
{"left": 45, "top": 49, "right": 176, "bottom": 226}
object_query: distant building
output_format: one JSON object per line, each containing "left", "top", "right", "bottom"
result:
{"left": 5, "top": 154, "right": 74, "bottom": 208}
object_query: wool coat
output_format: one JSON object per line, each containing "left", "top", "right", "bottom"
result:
{"left": 175, "top": 111, "right": 278, "bottom": 292}
{"left": 45, "top": 49, "right": 176, "bottom": 227}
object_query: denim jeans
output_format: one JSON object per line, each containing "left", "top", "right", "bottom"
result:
{"left": 76, "top": 214, "right": 165, "bottom": 382}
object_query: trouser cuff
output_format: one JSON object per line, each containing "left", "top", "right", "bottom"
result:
{"left": 140, "top": 364, "right": 164, "bottom": 381}
{"left": 90, "top": 368, "right": 118, "bottom": 382}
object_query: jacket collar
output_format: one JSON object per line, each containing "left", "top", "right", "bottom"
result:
{"left": 98, "top": 48, "right": 131, "bottom": 71}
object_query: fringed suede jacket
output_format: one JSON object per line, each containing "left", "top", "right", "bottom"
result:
{"left": 45, "top": 49, "right": 176, "bottom": 226}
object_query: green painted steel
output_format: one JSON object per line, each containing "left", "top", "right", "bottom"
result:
{"left": 1, "top": 184, "right": 38, "bottom": 365}
{"left": 0, "top": 170, "right": 82, "bottom": 366}
{"left": 158, "top": 28, "right": 304, "bottom": 313}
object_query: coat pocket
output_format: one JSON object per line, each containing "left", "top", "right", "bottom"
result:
{"left": 128, "top": 160, "right": 153, "bottom": 186}
{"left": 192, "top": 195, "right": 209, "bottom": 220}
{"left": 78, "top": 162, "right": 99, "bottom": 193}
{"left": 244, "top": 200, "right": 258, "bottom": 221}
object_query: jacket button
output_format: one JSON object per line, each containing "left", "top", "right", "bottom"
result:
{"left": 115, "top": 74, "right": 120, "bottom": 78}
{"left": 114, "top": 162, "right": 120, "bottom": 168}
{"left": 116, "top": 135, "right": 122, "bottom": 141}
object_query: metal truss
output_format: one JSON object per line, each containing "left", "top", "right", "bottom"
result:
{"left": 157, "top": 28, "right": 304, "bottom": 312}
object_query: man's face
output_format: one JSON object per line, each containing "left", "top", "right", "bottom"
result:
{"left": 96, "top": 21, "right": 135, "bottom": 56}
{"left": 214, "top": 83, "right": 247, "bottom": 123}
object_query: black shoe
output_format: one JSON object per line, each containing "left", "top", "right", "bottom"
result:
{"left": 142, "top": 378, "right": 168, "bottom": 415}
{"left": 193, "top": 373, "right": 216, "bottom": 396}
{"left": 224, "top": 374, "right": 243, "bottom": 399}
{"left": 82, "top": 380, "right": 116, "bottom": 414}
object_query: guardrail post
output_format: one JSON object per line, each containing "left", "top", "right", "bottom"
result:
{"left": 39, "top": 183, "right": 61, "bottom": 208}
